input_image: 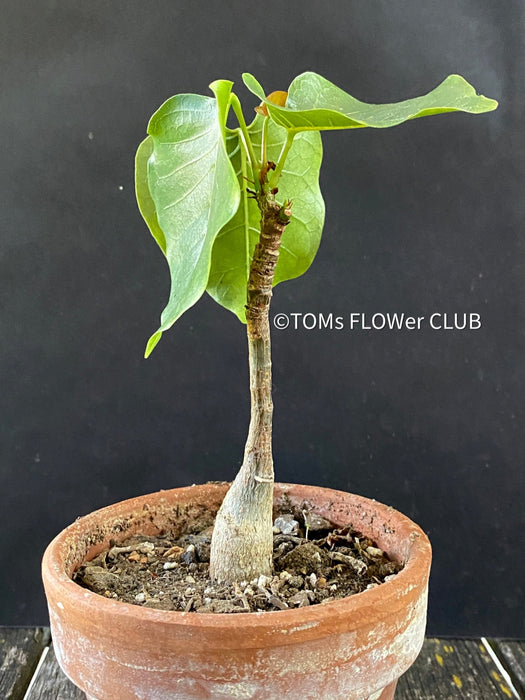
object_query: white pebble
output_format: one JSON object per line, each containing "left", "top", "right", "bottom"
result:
{"left": 139, "top": 541, "right": 154, "bottom": 551}
{"left": 274, "top": 515, "right": 300, "bottom": 535}
{"left": 163, "top": 561, "right": 177, "bottom": 570}
{"left": 135, "top": 592, "right": 145, "bottom": 603}
{"left": 258, "top": 574, "right": 271, "bottom": 588}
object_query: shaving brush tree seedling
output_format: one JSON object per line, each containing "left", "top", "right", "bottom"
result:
{"left": 135, "top": 71, "right": 497, "bottom": 585}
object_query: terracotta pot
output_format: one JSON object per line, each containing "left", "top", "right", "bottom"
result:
{"left": 42, "top": 483, "right": 431, "bottom": 700}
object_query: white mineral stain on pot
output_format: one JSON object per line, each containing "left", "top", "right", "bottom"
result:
{"left": 280, "top": 620, "right": 320, "bottom": 634}
{"left": 205, "top": 682, "right": 260, "bottom": 698}
{"left": 99, "top": 650, "right": 171, "bottom": 673}
{"left": 367, "top": 690, "right": 383, "bottom": 700}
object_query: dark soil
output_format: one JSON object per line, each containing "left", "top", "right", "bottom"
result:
{"left": 74, "top": 509, "right": 402, "bottom": 614}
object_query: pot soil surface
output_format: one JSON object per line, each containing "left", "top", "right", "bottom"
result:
{"left": 75, "top": 501, "right": 402, "bottom": 614}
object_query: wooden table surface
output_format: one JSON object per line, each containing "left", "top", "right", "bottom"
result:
{"left": 1, "top": 628, "right": 524, "bottom": 699}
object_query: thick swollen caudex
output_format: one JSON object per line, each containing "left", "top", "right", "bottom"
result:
{"left": 209, "top": 197, "right": 291, "bottom": 583}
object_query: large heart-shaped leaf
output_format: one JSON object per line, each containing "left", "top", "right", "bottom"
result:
{"left": 243, "top": 72, "right": 498, "bottom": 131}
{"left": 140, "top": 81, "right": 240, "bottom": 356}
{"left": 206, "top": 115, "right": 324, "bottom": 321}
{"left": 135, "top": 136, "right": 166, "bottom": 255}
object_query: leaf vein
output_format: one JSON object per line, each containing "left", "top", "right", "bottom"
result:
{"left": 157, "top": 126, "right": 215, "bottom": 147}
{"left": 157, "top": 142, "right": 218, "bottom": 180}
{"left": 161, "top": 165, "right": 214, "bottom": 211}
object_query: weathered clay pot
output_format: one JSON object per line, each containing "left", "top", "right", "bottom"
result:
{"left": 42, "top": 482, "right": 431, "bottom": 700}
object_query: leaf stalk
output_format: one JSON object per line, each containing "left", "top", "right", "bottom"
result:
{"left": 230, "top": 93, "right": 260, "bottom": 175}
{"left": 261, "top": 116, "right": 269, "bottom": 166}
{"left": 269, "top": 131, "right": 295, "bottom": 188}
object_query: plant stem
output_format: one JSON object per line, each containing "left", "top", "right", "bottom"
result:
{"left": 209, "top": 193, "right": 292, "bottom": 583}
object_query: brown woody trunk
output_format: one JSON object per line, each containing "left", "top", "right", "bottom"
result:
{"left": 209, "top": 195, "right": 291, "bottom": 582}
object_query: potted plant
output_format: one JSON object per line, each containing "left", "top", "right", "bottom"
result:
{"left": 42, "top": 71, "right": 497, "bottom": 699}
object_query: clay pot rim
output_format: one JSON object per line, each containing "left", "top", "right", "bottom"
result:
{"left": 43, "top": 482, "right": 431, "bottom": 630}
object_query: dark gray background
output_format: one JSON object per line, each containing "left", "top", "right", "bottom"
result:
{"left": 1, "top": 0, "right": 523, "bottom": 635}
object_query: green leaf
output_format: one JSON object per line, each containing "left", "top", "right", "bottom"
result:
{"left": 206, "top": 115, "right": 324, "bottom": 321}
{"left": 241, "top": 73, "right": 266, "bottom": 101}
{"left": 243, "top": 72, "right": 498, "bottom": 131}
{"left": 142, "top": 82, "right": 240, "bottom": 355}
{"left": 135, "top": 136, "right": 166, "bottom": 255}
